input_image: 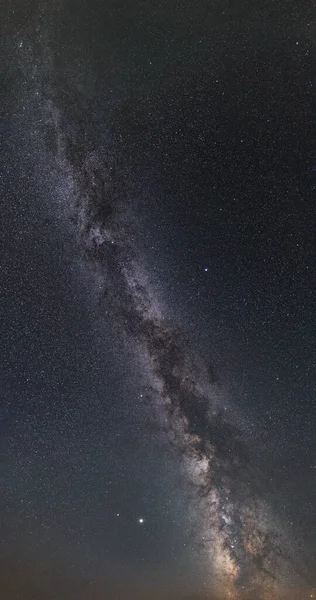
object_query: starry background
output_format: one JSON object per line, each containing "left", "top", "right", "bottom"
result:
{"left": 0, "top": 0, "right": 315, "bottom": 598}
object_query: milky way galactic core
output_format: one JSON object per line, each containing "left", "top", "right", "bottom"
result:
{"left": 7, "top": 7, "right": 313, "bottom": 599}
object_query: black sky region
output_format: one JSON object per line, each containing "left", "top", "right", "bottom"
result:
{"left": 0, "top": 1, "right": 315, "bottom": 599}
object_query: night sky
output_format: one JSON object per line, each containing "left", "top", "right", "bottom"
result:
{"left": 0, "top": 1, "right": 315, "bottom": 599}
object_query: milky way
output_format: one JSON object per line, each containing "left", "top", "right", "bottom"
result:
{"left": 14, "top": 21, "right": 307, "bottom": 600}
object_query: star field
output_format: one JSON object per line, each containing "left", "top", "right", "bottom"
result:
{"left": 0, "top": 1, "right": 315, "bottom": 599}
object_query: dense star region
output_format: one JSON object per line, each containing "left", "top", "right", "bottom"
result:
{"left": 1, "top": 1, "right": 315, "bottom": 599}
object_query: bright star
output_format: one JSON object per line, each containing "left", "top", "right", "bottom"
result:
{"left": 138, "top": 518, "right": 144, "bottom": 524}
